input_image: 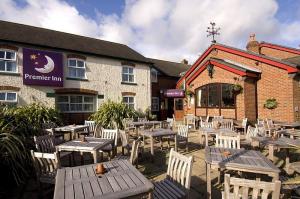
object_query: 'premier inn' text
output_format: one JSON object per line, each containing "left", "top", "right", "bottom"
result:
{"left": 24, "top": 74, "right": 62, "bottom": 82}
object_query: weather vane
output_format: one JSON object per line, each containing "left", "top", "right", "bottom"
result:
{"left": 207, "top": 22, "right": 220, "bottom": 43}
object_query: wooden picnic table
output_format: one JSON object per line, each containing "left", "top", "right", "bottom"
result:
{"left": 140, "top": 128, "right": 177, "bottom": 157}
{"left": 53, "top": 159, "right": 153, "bottom": 199}
{"left": 199, "top": 127, "right": 237, "bottom": 147}
{"left": 277, "top": 129, "right": 300, "bottom": 139}
{"left": 54, "top": 125, "right": 89, "bottom": 140}
{"left": 251, "top": 136, "right": 300, "bottom": 167}
{"left": 275, "top": 122, "right": 300, "bottom": 129}
{"left": 205, "top": 146, "right": 280, "bottom": 199}
{"left": 131, "top": 121, "right": 162, "bottom": 128}
{"left": 56, "top": 137, "right": 114, "bottom": 163}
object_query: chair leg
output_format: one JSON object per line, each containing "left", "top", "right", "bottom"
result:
{"left": 122, "top": 147, "right": 124, "bottom": 155}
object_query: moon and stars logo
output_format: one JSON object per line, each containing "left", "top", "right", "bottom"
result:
{"left": 30, "top": 53, "right": 55, "bottom": 74}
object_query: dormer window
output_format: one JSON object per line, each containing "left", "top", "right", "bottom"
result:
{"left": 68, "top": 58, "right": 86, "bottom": 79}
{"left": 0, "top": 50, "right": 17, "bottom": 73}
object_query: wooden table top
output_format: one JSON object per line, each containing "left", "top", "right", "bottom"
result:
{"left": 54, "top": 160, "right": 153, "bottom": 199}
{"left": 199, "top": 128, "right": 236, "bottom": 135}
{"left": 131, "top": 121, "right": 161, "bottom": 126}
{"left": 141, "top": 128, "right": 176, "bottom": 137}
{"left": 56, "top": 138, "right": 113, "bottom": 152}
{"left": 205, "top": 147, "right": 280, "bottom": 173}
{"left": 275, "top": 122, "right": 300, "bottom": 128}
{"left": 55, "top": 125, "right": 89, "bottom": 132}
{"left": 251, "top": 136, "right": 300, "bottom": 148}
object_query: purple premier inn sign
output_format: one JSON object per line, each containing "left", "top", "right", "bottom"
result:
{"left": 164, "top": 89, "right": 185, "bottom": 98}
{"left": 23, "top": 48, "right": 63, "bottom": 87}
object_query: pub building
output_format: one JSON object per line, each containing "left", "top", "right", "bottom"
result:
{"left": 149, "top": 58, "right": 190, "bottom": 120}
{"left": 176, "top": 34, "right": 300, "bottom": 123}
{"left": 0, "top": 20, "right": 152, "bottom": 124}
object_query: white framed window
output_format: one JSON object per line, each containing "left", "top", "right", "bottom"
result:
{"left": 56, "top": 95, "right": 96, "bottom": 113}
{"left": 0, "top": 50, "right": 17, "bottom": 73}
{"left": 151, "top": 97, "right": 159, "bottom": 111}
{"left": 122, "top": 66, "right": 135, "bottom": 83}
{"left": 123, "top": 96, "right": 135, "bottom": 109}
{"left": 68, "top": 59, "right": 86, "bottom": 79}
{"left": 151, "top": 69, "right": 158, "bottom": 83}
{"left": 0, "top": 91, "right": 17, "bottom": 103}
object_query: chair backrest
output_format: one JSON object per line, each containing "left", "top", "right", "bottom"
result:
{"left": 34, "top": 135, "right": 56, "bottom": 153}
{"left": 223, "top": 174, "right": 281, "bottom": 199}
{"left": 201, "top": 121, "right": 213, "bottom": 128}
{"left": 31, "top": 150, "right": 60, "bottom": 180}
{"left": 255, "top": 124, "right": 266, "bottom": 137}
{"left": 101, "top": 128, "right": 118, "bottom": 145}
{"left": 206, "top": 115, "right": 210, "bottom": 122}
{"left": 138, "top": 117, "right": 147, "bottom": 122}
{"left": 242, "top": 118, "right": 248, "bottom": 128}
{"left": 177, "top": 125, "right": 189, "bottom": 138}
{"left": 184, "top": 115, "right": 195, "bottom": 126}
{"left": 167, "top": 148, "right": 193, "bottom": 189}
{"left": 93, "top": 123, "right": 103, "bottom": 138}
{"left": 85, "top": 120, "right": 96, "bottom": 133}
{"left": 266, "top": 118, "right": 274, "bottom": 129}
{"left": 166, "top": 117, "right": 174, "bottom": 128}
{"left": 245, "top": 126, "right": 258, "bottom": 141}
{"left": 220, "top": 119, "right": 233, "bottom": 130}
{"left": 257, "top": 118, "right": 265, "bottom": 126}
{"left": 119, "top": 130, "right": 129, "bottom": 147}
{"left": 213, "top": 115, "right": 224, "bottom": 121}
{"left": 216, "top": 134, "right": 240, "bottom": 149}
{"left": 129, "top": 138, "right": 142, "bottom": 164}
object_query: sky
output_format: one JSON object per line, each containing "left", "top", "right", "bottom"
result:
{"left": 0, "top": 0, "right": 300, "bottom": 63}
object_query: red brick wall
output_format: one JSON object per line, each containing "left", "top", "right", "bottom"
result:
{"left": 260, "top": 46, "right": 299, "bottom": 59}
{"left": 293, "top": 76, "right": 300, "bottom": 121}
{"left": 182, "top": 48, "right": 296, "bottom": 122}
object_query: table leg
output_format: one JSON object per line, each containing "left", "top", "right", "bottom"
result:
{"left": 286, "top": 148, "right": 290, "bottom": 167}
{"left": 205, "top": 133, "right": 209, "bottom": 147}
{"left": 174, "top": 135, "right": 178, "bottom": 152}
{"left": 93, "top": 151, "right": 98, "bottom": 163}
{"left": 269, "top": 144, "right": 274, "bottom": 161}
{"left": 80, "top": 152, "right": 84, "bottom": 165}
{"left": 206, "top": 163, "right": 211, "bottom": 199}
{"left": 150, "top": 136, "right": 154, "bottom": 156}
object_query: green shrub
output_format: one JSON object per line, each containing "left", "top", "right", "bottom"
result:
{"left": 0, "top": 103, "right": 62, "bottom": 186}
{"left": 89, "top": 100, "right": 137, "bottom": 129}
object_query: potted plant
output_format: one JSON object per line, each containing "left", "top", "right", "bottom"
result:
{"left": 264, "top": 98, "right": 278, "bottom": 109}
{"left": 185, "top": 89, "right": 194, "bottom": 97}
{"left": 232, "top": 84, "right": 243, "bottom": 93}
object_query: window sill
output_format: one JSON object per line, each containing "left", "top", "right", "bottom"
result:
{"left": 0, "top": 72, "right": 20, "bottom": 76}
{"left": 66, "top": 77, "right": 89, "bottom": 81}
{"left": 121, "top": 82, "right": 138, "bottom": 86}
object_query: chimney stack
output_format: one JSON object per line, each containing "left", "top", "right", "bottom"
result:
{"left": 246, "top": 33, "right": 260, "bottom": 54}
{"left": 181, "top": 59, "right": 188, "bottom": 65}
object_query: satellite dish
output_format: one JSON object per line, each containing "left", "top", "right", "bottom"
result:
{"left": 35, "top": 55, "right": 54, "bottom": 74}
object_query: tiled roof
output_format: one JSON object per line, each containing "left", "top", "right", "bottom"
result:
{"left": 0, "top": 20, "right": 150, "bottom": 64}
{"left": 148, "top": 58, "right": 190, "bottom": 77}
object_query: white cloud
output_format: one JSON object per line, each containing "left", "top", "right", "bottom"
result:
{"left": 0, "top": 0, "right": 300, "bottom": 63}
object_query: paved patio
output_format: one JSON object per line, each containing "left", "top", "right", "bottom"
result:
{"left": 8, "top": 130, "right": 297, "bottom": 199}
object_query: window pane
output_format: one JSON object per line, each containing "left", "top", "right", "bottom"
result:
{"left": 222, "top": 84, "right": 235, "bottom": 107}
{"left": 122, "top": 74, "right": 128, "bottom": 82}
{"left": 6, "top": 52, "right": 15, "bottom": 60}
{"left": 57, "top": 96, "right": 69, "bottom": 103}
{"left": 0, "top": 51, "right": 4, "bottom": 59}
{"left": 128, "top": 75, "right": 134, "bottom": 82}
{"left": 70, "top": 104, "right": 82, "bottom": 111}
{"left": 122, "top": 67, "right": 128, "bottom": 73}
{"left": 69, "top": 68, "right": 77, "bottom": 77}
{"left": 57, "top": 104, "right": 69, "bottom": 112}
{"left": 76, "top": 68, "right": 85, "bottom": 78}
{"left": 175, "top": 99, "right": 183, "bottom": 110}
{"left": 0, "top": 61, "right": 5, "bottom": 71}
{"left": 70, "top": 96, "right": 82, "bottom": 103}
{"left": 69, "top": 59, "right": 76, "bottom": 67}
{"left": 128, "top": 97, "right": 134, "bottom": 103}
{"left": 77, "top": 60, "right": 84, "bottom": 68}
{"left": 0, "top": 93, "right": 5, "bottom": 100}
{"left": 123, "top": 97, "right": 128, "bottom": 103}
{"left": 6, "top": 93, "right": 16, "bottom": 101}
{"left": 84, "top": 96, "right": 93, "bottom": 103}
{"left": 84, "top": 104, "right": 93, "bottom": 111}
{"left": 128, "top": 67, "right": 133, "bottom": 74}
{"left": 6, "top": 61, "right": 17, "bottom": 72}
{"left": 208, "top": 84, "right": 219, "bottom": 107}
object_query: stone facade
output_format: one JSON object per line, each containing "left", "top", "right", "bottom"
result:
{"left": 0, "top": 43, "right": 151, "bottom": 123}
